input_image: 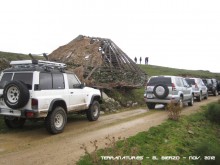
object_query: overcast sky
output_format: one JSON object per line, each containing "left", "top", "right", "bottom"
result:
{"left": 0, "top": 0, "right": 220, "bottom": 72}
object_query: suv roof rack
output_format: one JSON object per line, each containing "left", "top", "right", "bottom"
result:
{"left": 10, "top": 60, "right": 67, "bottom": 72}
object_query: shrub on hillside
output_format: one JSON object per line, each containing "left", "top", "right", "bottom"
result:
{"left": 205, "top": 103, "right": 220, "bottom": 124}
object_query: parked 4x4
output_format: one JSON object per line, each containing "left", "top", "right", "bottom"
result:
{"left": 144, "top": 75, "right": 194, "bottom": 109}
{"left": 0, "top": 60, "right": 102, "bottom": 134}
{"left": 185, "top": 77, "right": 208, "bottom": 101}
{"left": 217, "top": 80, "right": 220, "bottom": 94}
{"left": 202, "top": 78, "right": 219, "bottom": 96}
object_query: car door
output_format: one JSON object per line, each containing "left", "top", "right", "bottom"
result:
{"left": 67, "top": 74, "right": 87, "bottom": 111}
{"left": 198, "top": 79, "right": 207, "bottom": 95}
{"left": 181, "top": 78, "right": 191, "bottom": 100}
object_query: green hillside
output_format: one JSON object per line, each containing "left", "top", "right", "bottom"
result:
{"left": 0, "top": 51, "right": 43, "bottom": 61}
{"left": 139, "top": 64, "right": 220, "bottom": 80}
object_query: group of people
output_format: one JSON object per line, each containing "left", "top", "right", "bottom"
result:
{"left": 134, "top": 57, "right": 149, "bottom": 65}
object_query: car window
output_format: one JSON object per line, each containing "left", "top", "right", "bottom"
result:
{"left": 0, "top": 73, "right": 13, "bottom": 89}
{"left": 13, "top": 73, "right": 33, "bottom": 90}
{"left": 39, "top": 73, "right": 65, "bottom": 90}
{"left": 197, "top": 79, "right": 203, "bottom": 85}
{"left": 207, "top": 79, "right": 212, "bottom": 84}
{"left": 148, "top": 77, "right": 172, "bottom": 86}
{"left": 202, "top": 79, "right": 207, "bottom": 85}
{"left": 175, "top": 78, "right": 183, "bottom": 87}
{"left": 183, "top": 79, "right": 189, "bottom": 87}
{"left": 39, "top": 73, "right": 52, "bottom": 90}
{"left": 52, "top": 73, "right": 65, "bottom": 89}
{"left": 185, "top": 79, "right": 195, "bottom": 85}
{"left": 67, "top": 74, "right": 81, "bottom": 89}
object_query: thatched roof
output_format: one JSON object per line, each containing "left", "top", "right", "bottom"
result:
{"left": 49, "top": 35, "right": 147, "bottom": 88}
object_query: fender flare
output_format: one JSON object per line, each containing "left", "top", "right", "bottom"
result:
{"left": 48, "top": 99, "right": 67, "bottom": 112}
{"left": 89, "top": 95, "right": 102, "bottom": 106}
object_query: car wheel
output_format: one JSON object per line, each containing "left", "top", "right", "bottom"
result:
{"left": 153, "top": 84, "right": 169, "bottom": 99}
{"left": 4, "top": 116, "right": 26, "bottom": 128}
{"left": 3, "top": 81, "right": 30, "bottom": 109}
{"left": 178, "top": 97, "right": 183, "bottom": 109}
{"left": 86, "top": 101, "right": 100, "bottom": 121}
{"left": 214, "top": 90, "right": 218, "bottom": 96}
{"left": 188, "top": 95, "right": 194, "bottom": 106}
{"left": 204, "top": 92, "right": 208, "bottom": 100}
{"left": 146, "top": 103, "right": 155, "bottom": 110}
{"left": 45, "top": 106, "right": 67, "bottom": 134}
{"left": 197, "top": 92, "right": 202, "bottom": 102}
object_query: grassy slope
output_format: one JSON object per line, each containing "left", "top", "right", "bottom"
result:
{"left": 139, "top": 64, "right": 220, "bottom": 79}
{"left": 0, "top": 51, "right": 43, "bottom": 61}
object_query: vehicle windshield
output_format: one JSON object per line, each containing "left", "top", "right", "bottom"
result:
{"left": 148, "top": 77, "right": 172, "bottom": 86}
{"left": 185, "top": 79, "right": 195, "bottom": 85}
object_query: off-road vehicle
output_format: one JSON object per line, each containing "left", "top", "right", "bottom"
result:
{"left": 144, "top": 75, "right": 194, "bottom": 109}
{"left": 0, "top": 60, "right": 102, "bottom": 134}
{"left": 185, "top": 77, "right": 208, "bottom": 101}
{"left": 217, "top": 80, "right": 220, "bottom": 94}
{"left": 202, "top": 78, "right": 219, "bottom": 96}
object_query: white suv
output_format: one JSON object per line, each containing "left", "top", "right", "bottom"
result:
{"left": 185, "top": 78, "right": 208, "bottom": 101}
{"left": 144, "top": 75, "right": 194, "bottom": 109}
{"left": 0, "top": 60, "right": 102, "bottom": 134}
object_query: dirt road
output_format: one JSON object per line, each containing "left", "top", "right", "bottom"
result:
{"left": 0, "top": 96, "right": 219, "bottom": 165}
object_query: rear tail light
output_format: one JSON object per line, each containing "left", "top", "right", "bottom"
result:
{"left": 26, "top": 112, "right": 34, "bottom": 118}
{"left": 172, "top": 83, "right": 176, "bottom": 91}
{"left": 31, "top": 99, "right": 38, "bottom": 110}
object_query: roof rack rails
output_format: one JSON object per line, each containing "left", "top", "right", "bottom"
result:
{"left": 10, "top": 60, "right": 67, "bottom": 71}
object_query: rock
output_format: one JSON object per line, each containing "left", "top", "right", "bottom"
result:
{"left": 164, "top": 139, "right": 168, "bottom": 143}
{"left": 102, "top": 92, "right": 109, "bottom": 100}
{"left": 188, "top": 130, "right": 194, "bottom": 134}
{"left": 132, "top": 102, "right": 138, "bottom": 107}
{"left": 127, "top": 100, "right": 133, "bottom": 107}
{"left": 100, "top": 111, "right": 105, "bottom": 115}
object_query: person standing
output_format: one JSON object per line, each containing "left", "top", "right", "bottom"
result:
{"left": 140, "top": 57, "right": 142, "bottom": 64}
{"left": 145, "top": 57, "right": 148, "bottom": 65}
{"left": 134, "top": 57, "right": 137, "bottom": 63}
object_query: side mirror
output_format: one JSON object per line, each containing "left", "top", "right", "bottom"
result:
{"left": 80, "top": 83, "right": 85, "bottom": 88}
{"left": 73, "top": 83, "right": 84, "bottom": 89}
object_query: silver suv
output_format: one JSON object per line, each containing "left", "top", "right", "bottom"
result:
{"left": 144, "top": 75, "right": 194, "bottom": 109}
{"left": 185, "top": 78, "right": 208, "bottom": 101}
{"left": 0, "top": 60, "right": 102, "bottom": 134}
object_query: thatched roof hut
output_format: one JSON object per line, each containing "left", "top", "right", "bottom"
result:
{"left": 49, "top": 35, "right": 147, "bottom": 88}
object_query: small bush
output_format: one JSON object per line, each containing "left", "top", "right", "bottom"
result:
{"left": 205, "top": 103, "right": 220, "bottom": 124}
{"left": 166, "top": 102, "right": 182, "bottom": 121}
